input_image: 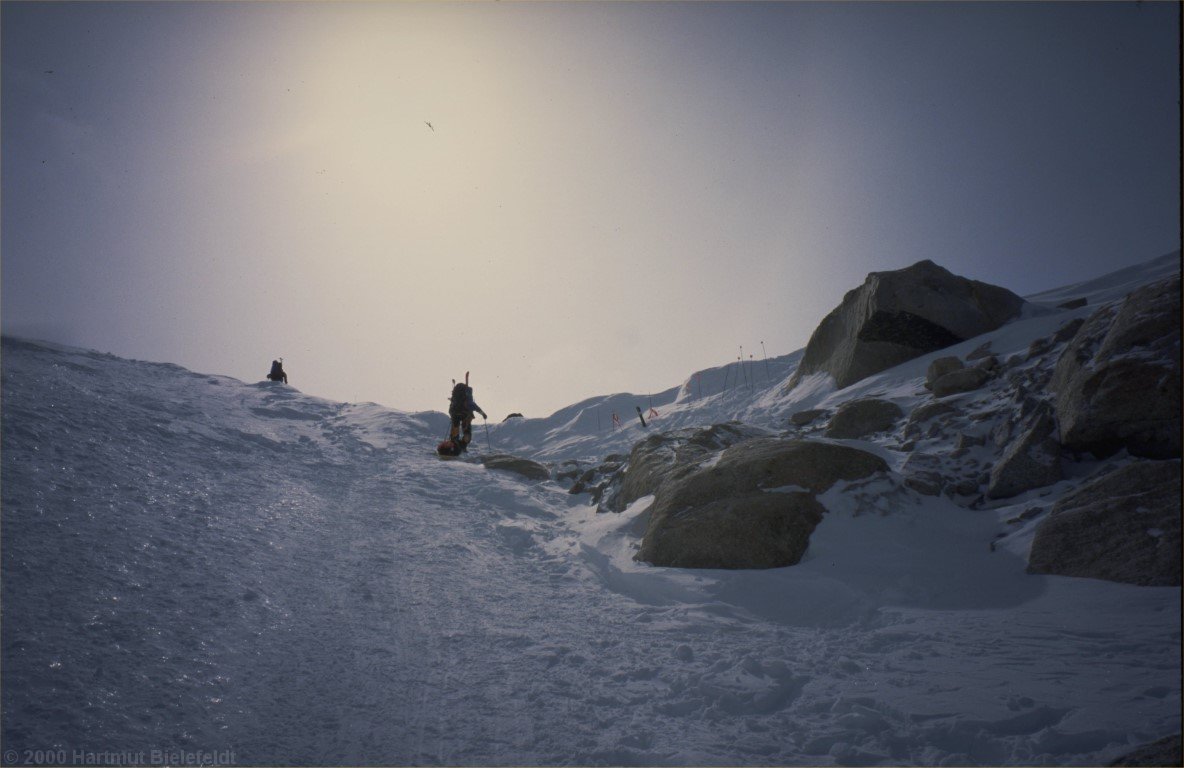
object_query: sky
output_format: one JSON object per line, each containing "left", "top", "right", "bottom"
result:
{"left": 2, "top": 1, "right": 1180, "bottom": 419}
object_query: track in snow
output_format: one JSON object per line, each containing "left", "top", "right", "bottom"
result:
{"left": 2, "top": 337, "right": 1179, "bottom": 766}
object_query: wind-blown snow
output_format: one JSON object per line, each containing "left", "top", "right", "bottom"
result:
{"left": 2, "top": 252, "right": 1180, "bottom": 766}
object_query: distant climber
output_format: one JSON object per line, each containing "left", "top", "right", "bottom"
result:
{"left": 266, "top": 359, "right": 288, "bottom": 384}
{"left": 439, "top": 372, "right": 487, "bottom": 455}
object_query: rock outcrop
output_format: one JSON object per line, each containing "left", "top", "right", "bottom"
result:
{"left": 986, "top": 405, "right": 1062, "bottom": 499}
{"left": 824, "top": 398, "right": 903, "bottom": 439}
{"left": 1027, "top": 460, "right": 1182, "bottom": 586}
{"left": 787, "top": 260, "right": 1026, "bottom": 390}
{"left": 598, "top": 423, "right": 769, "bottom": 513}
{"left": 966, "top": 341, "right": 994, "bottom": 361}
{"left": 1109, "top": 733, "right": 1183, "bottom": 767}
{"left": 635, "top": 439, "right": 888, "bottom": 569}
{"left": 565, "top": 455, "right": 625, "bottom": 504}
{"left": 790, "top": 408, "right": 828, "bottom": 427}
{"left": 1052, "top": 275, "right": 1182, "bottom": 459}
{"left": 925, "top": 356, "right": 964, "bottom": 388}
{"left": 904, "top": 400, "right": 958, "bottom": 440}
{"left": 481, "top": 454, "right": 551, "bottom": 482}
{"left": 931, "top": 367, "right": 991, "bottom": 398}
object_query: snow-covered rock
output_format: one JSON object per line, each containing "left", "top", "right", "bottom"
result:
{"left": 1052, "top": 274, "right": 1182, "bottom": 459}
{"left": 904, "top": 400, "right": 959, "bottom": 440}
{"left": 986, "top": 405, "right": 1063, "bottom": 499}
{"left": 565, "top": 454, "right": 625, "bottom": 503}
{"left": 787, "top": 259, "right": 1027, "bottom": 390}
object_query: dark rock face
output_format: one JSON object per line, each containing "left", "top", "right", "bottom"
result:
{"left": 1027, "top": 460, "right": 1182, "bottom": 586}
{"left": 566, "top": 455, "right": 625, "bottom": 504}
{"left": 825, "top": 398, "right": 903, "bottom": 439}
{"left": 986, "top": 407, "right": 1062, "bottom": 499}
{"left": 1109, "top": 733, "right": 1182, "bottom": 767}
{"left": 1052, "top": 275, "right": 1182, "bottom": 459}
{"left": 856, "top": 310, "right": 963, "bottom": 348}
{"left": 1052, "top": 317, "right": 1085, "bottom": 345}
{"left": 635, "top": 439, "right": 888, "bottom": 569}
{"left": 787, "top": 260, "right": 1026, "bottom": 390}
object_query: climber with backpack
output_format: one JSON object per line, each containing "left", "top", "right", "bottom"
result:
{"left": 266, "top": 358, "right": 288, "bottom": 384}
{"left": 439, "top": 372, "right": 487, "bottom": 456}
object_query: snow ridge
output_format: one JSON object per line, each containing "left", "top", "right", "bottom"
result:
{"left": 2, "top": 252, "right": 1180, "bottom": 766}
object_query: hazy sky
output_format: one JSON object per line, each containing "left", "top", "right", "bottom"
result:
{"left": 3, "top": 2, "right": 1179, "bottom": 418}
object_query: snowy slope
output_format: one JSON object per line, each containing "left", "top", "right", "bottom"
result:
{"left": 2, "top": 252, "right": 1180, "bottom": 766}
{"left": 490, "top": 349, "right": 802, "bottom": 462}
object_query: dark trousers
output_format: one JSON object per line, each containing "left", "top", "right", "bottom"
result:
{"left": 450, "top": 413, "right": 473, "bottom": 444}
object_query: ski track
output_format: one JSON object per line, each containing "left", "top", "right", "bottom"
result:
{"left": 2, "top": 336, "right": 1180, "bottom": 766}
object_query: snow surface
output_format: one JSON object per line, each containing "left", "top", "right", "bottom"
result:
{"left": 2, "top": 252, "right": 1180, "bottom": 766}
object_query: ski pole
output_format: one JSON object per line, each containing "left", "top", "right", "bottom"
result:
{"left": 484, "top": 417, "right": 491, "bottom": 451}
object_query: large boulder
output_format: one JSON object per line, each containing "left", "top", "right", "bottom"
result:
{"left": 787, "top": 260, "right": 1026, "bottom": 390}
{"left": 824, "top": 398, "right": 903, "bottom": 439}
{"left": 1027, "top": 460, "right": 1181, "bottom": 586}
{"left": 635, "top": 492, "right": 826, "bottom": 571}
{"left": 636, "top": 439, "right": 887, "bottom": 569}
{"left": 1052, "top": 275, "right": 1182, "bottom": 459}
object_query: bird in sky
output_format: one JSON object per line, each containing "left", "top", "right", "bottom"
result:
{"left": 425, "top": 121, "right": 434, "bottom": 132}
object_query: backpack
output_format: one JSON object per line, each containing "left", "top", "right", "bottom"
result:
{"left": 449, "top": 382, "right": 468, "bottom": 416}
